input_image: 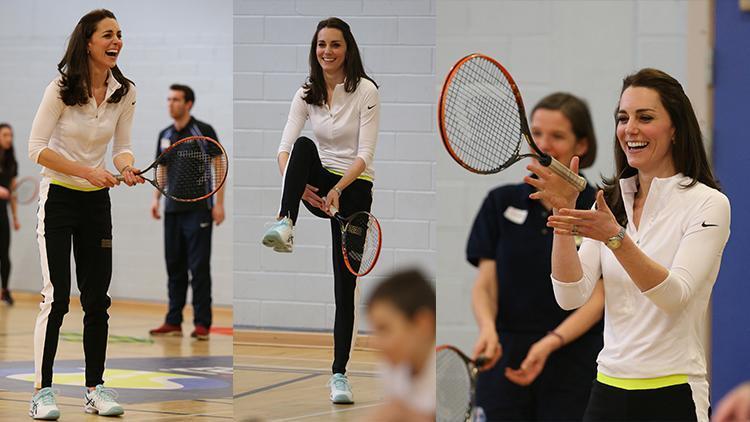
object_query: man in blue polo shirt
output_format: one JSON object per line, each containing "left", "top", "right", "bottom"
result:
{"left": 149, "top": 84, "right": 225, "bottom": 340}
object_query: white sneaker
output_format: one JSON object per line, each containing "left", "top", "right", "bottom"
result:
{"left": 262, "top": 217, "right": 294, "bottom": 253}
{"left": 84, "top": 385, "right": 124, "bottom": 416}
{"left": 327, "top": 373, "right": 354, "bottom": 404}
{"left": 29, "top": 387, "right": 60, "bottom": 420}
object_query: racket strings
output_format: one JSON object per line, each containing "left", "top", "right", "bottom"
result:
{"left": 437, "top": 349, "right": 473, "bottom": 422}
{"left": 443, "top": 56, "right": 523, "bottom": 173}
{"left": 15, "top": 181, "right": 37, "bottom": 204}
{"left": 155, "top": 138, "right": 228, "bottom": 201}
{"left": 343, "top": 213, "right": 381, "bottom": 274}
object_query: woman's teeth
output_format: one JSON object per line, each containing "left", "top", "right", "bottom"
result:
{"left": 106, "top": 50, "right": 118, "bottom": 57}
{"left": 627, "top": 141, "right": 648, "bottom": 150}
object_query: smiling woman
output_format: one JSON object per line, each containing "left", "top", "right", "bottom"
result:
{"left": 528, "top": 68, "right": 730, "bottom": 422}
{"left": 259, "top": 16, "right": 380, "bottom": 405}
{"left": 26, "top": 8, "right": 147, "bottom": 420}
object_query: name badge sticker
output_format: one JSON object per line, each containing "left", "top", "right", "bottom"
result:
{"left": 160, "top": 138, "right": 171, "bottom": 151}
{"left": 503, "top": 206, "right": 528, "bottom": 225}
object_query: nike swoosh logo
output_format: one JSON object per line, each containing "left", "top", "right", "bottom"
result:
{"left": 701, "top": 222, "right": 718, "bottom": 227}
{"left": 367, "top": 105, "right": 376, "bottom": 110}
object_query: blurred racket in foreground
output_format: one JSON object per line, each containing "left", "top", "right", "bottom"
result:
{"left": 329, "top": 205, "right": 382, "bottom": 277}
{"left": 438, "top": 53, "right": 586, "bottom": 191}
{"left": 116, "top": 135, "right": 228, "bottom": 202}
{"left": 437, "top": 345, "right": 488, "bottom": 422}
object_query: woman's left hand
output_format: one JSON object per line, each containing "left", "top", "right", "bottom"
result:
{"left": 12, "top": 217, "right": 19, "bottom": 231}
{"left": 547, "top": 190, "right": 621, "bottom": 242}
{"left": 121, "top": 166, "right": 145, "bottom": 186}
{"left": 325, "top": 189, "right": 340, "bottom": 216}
{"left": 504, "top": 335, "right": 557, "bottom": 386}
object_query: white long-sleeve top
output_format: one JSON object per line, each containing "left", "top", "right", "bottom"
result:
{"left": 28, "top": 71, "right": 135, "bottom": 190}
{"left": 551, "top": 173, "right": 730, "bottom": 379}
{"left": 277, "top": 78, "right": 379, "bottom": 181}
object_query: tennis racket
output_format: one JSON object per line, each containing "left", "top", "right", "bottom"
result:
{"left": 116, "top": 135, "right": 228, "bottom": 202}
{"left": 13, "top": 176, "right": 39, "bottom": 205}
{"left": 439, "top": 53, "right": 586, "bottom": 191}
{"left": 329, "top": 205, "right": 382, "bottom": 277}
{"left": 437, "top": 345, "right": 488, "bottom": 422}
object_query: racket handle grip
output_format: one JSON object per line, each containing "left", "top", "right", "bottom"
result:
{"left": 115, "top": 175, "right": 124, "bottom": 182}
{"left": 329, "top": 205, "right": 339, "bottom": 216}
{"left": 547, "top": 158, "right": 587, "bottom": 192}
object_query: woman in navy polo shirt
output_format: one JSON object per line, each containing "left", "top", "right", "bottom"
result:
{"left": 467, "top": 92, "right": 604, "bottom": 421}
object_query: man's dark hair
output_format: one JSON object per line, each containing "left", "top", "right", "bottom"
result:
{"left": 170, "top": 84, "right": 195, "bottom": 105}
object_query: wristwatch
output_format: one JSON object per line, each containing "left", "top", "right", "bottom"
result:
{"left": 332, "top": 187, "right": 342, "bottom": 196}
{"left": 606, "top": 226, "right": 626, "bottom": 250}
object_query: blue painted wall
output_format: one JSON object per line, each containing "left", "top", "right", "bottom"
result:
{"left": 712, "top": 0, "right": 750, "bottom": 403}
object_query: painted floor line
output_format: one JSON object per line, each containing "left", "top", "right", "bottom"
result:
{"left": 234, "top": 373, "right": 320, "bottom": 399}
{"left": 234, "top": 365, "right": 379, "bottom": 377}
{"left": 273, "top": 402, "right": 382, "bottom": 421}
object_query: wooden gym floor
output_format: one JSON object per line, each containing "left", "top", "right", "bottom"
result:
{"left": 233, "top": 330, "right": 384, "bottom": 421}
{"left": 0, "top": 292, "right": 233, "bottom": 421}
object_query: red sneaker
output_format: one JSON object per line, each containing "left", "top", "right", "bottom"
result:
{"left": 149, "top": 323, "right": 182, "bottom": 336}
{"left": 191, "top": 325, "right": 210, "bottom": 340}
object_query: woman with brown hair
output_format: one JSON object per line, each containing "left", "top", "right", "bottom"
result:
{"left": 27, "top": 9, "right": 143, "bottom": 420}
{"left": 529, "top": 69, "right": 730, "bottom": 421}
{"left": 260, "top": 17, "right": 379, "bottom": 404}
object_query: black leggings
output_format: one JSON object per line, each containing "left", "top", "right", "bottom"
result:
{"left": 279, "top": 137, "right": 373, "bottom": 374}
{"left": 0, "top": 205, "right": 10, "bottom": 290}
{"left": 583, "top": 380, "right": 698, "bottom": 421}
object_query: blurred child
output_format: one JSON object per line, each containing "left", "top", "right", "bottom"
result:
{"left": 366, "top": 269, "right": 435, "bottom": 422}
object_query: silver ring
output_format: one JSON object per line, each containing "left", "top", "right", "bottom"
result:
{"left": 571, "top": 225, "right": 579, "bottom": 235}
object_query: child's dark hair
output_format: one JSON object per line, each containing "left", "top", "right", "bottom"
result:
{"left": 367, "top": 269, "right": 435, "bottom": 319}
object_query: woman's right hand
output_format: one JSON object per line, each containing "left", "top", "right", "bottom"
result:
{"left": 0, "top": 186, "right": 9, "bottom": 200}
{"left": 83, "top": 167, "right": 119, "bottom": 188}
{"left": 472, "top": 327, "right": 502, "bottom": 371}
{"left": 524, "top": 156, "right": 580, "bottom": 210}
{"left": 302, "top": 184, "right": 325, "bottom": 211}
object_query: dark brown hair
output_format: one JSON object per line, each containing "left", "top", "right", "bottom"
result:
{"left": 57, "top": 9, "right": 133, "bottom": 106}
{"left": 170, "top": 84, "right": 195, "bottom": 105}
{"left": 531, "top": 92, "right": 598, "bottom": 169}
{"left": 302, "top": 17, "right": 377, "bottom": 106}
{"left": 603, "top": 68, "right": 720, "bottom": 226}
{"left": 0, "top": 123, "right": 18, "bottom": 179}
{"left": 367, "top": 269, "right": 435, "bottom": 320}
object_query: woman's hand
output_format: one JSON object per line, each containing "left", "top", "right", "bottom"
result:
{"left": 713, "top": 382, "right": 750, "bottom": 422}
{"left": 472, "top": 327, "right": 502, "bottom": 371}
{"left": 302, "top": 184, "right": 325, "bottom": 211}
{"left": 324, "top": 188, "right": 340, "bottom": 216}
{"left": 504, "top": 335, "right": 558, "bottom": 386}
{"left": 84, "top": 167, "right": 119, "bottom": 188}
{"left": 547, "top": 190, "right": 621, "bottom": 242}
{"left": 212, "top": 203, "right": 225, "bottom": 226}
{"left": 0, "top": 187, "right": 9, "bottom": 200}
{"left": 120, "top": 166, "right": 145, "bottom": 187}
{"left": 12, "top": 216, "right": 19, "bottom": 231}
{"left": 524, "top": 156, "right": 581, "bottom": 210}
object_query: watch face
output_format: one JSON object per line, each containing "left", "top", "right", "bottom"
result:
{"left": 608, "top": 238, "right": 622, "bottom": 249}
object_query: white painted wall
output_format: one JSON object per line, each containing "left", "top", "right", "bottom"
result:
{"left": 0, "top": 0, "right": 233, "bottom": 306}
{"left": 436, "top": 0, "right": 709, "bottom": 352}
{"left": 233, "top": 0, "right": 437, "bottom": 330}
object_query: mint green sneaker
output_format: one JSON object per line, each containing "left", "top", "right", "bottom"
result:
{"left": 84, "top": 385, "right": 124, "bottom": 416}
{"left": 262, "top": 217, "right": 293, "bottom": 253}
{"left": 29, "top": 387, "right": 60, "bottom": 420}
{"left": 328, "top": 373, "right": 354, "bottom": 404}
